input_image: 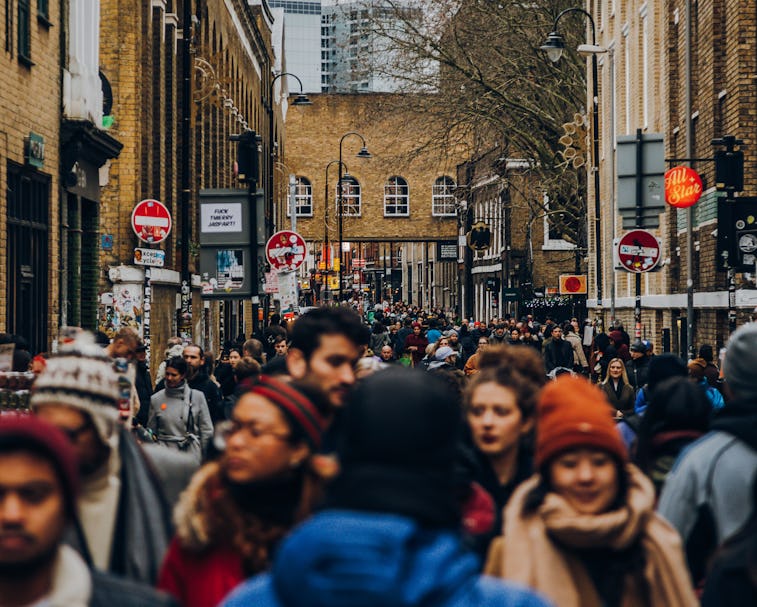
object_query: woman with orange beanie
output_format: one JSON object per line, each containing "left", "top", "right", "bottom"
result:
{"left": 485, "top": 375, "right": 696, "bottom": 607}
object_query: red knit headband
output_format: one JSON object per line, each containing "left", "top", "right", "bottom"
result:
{"left": 249, "top": 375, "right": 326, "bottom": 450}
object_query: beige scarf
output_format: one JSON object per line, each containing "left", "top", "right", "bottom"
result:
{"left": 489, "top": 465, "right": 697, "bottom": 607}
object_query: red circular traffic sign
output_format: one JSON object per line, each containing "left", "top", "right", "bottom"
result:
{"left": 617, "top": 229, "right": 661, "bottom": 273}
{"left": 265, "top": 230, "right": 306, "bottom": 272}
{"left": 565, "top": 277, "right": 581, "bottom": 292}
{"left": 131, "top": 199, "right": 172, "bottom": 244}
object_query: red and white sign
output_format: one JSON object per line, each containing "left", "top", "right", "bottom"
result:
{"left": 131, "top": 199, "right": 172, "bottom": 244}
{"left": 665, "top": 166, "right": 703, "bottom": 208}
{"left": 265, "top": 230, "right": 306, "bottom": 272}
{"left": 617, "top": 229, "right": 661, "bottom": 273}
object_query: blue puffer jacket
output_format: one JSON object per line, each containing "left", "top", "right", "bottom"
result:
{"left": 222, "top": 510, "right": 551, "bottom": 607}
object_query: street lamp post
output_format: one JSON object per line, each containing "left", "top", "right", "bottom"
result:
{"left": 324, "top": 160, "right": 349, "bottom": 303}
{"left": 541, "top": 7, "right": 605, "bottom": 330}
{"left": 337, "top": 132, "right": 371, "bottom": 301}
{"left": 267, "top": 73, "right": 311, "bottom": 233}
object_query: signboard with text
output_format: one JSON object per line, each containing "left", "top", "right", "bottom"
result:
{"left": 133, "top": 248, "right": 165, "bottom": 267}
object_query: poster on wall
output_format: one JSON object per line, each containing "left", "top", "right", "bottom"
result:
{"left": 112, "top": 283, "right": 144, "bottom": 337}
{"left": 217, "top": 249, "right": 245, "bottom": 290}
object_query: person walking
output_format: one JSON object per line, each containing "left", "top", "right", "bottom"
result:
{"left": 464, "top": 346, "right": 545, "bottom": 559}
{"left": 223, "top": 368, "right": 551, "bottom": 607}
{"left": 403, "top": 322, "right": 429, "bottom": 368}
{"left": 564, "top": 322, "right": 588, "bottom": 374}
{"left": 625, "top": 341, "right": 650, "bottom": 391}
{"left": 658, "top": 323, "right": 757, "bottom": 585}
{"left": 158, "top": 376, "right": 330, "bottom": 607}
{"left": 543, "top": 325, "right": 574, "bottom": 374}
{"left": 147, "top": 356, "right": 214, "bottom": 464}
{"left": 0, "top": 416, "right": 177, "bottom": 606}
{"left": 600, "top": 357, "right": 636, "bottom": 418}
{"left": 485, "top": 376, "right": 697, "bottom": 607}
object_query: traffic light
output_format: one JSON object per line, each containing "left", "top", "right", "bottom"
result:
{"left": 715, "top": 149, "right": 744, "bottom": 192}
{"left": 232, "top": 131, "right": 261, "bottom": 185}
{"left": 559, "top": 274, "right": 587, "bottom": 295}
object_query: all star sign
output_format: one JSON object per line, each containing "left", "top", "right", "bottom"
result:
{"left": 665, "top": 166, "right": 703, "bottom": 208}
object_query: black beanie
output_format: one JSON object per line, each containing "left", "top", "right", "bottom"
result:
{"left": 647, "top": 353, "right": 687, "bottom": 392}
{"left": 328, "top": 367, "right": 461, "bottom": 528}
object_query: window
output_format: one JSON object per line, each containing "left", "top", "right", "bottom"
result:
{"left": 293, "top": 176, "right": 313, "bottom": 216}
{"left": 38, "top": 0, "right": 49, "bottom": 21}
{"left": 18, "top": 0, "right": 31, "bottom": 64}
{"left": 336, "top": 175, "right": 361, "bottom": 216}
{"left": 542, "top": 192, "right": 578, "bottom": 251}
{"left": 432, "top": 176, "right": 456, "bottom": 216}
{"left": 384, "top": 176, "right": 409, "bottom": 216}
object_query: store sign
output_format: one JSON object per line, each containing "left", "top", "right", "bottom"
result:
{"left": 437, "top": 240, "right": 458, "bottom": 260}
{"left": 665, "top": 166, "right": 703, "bottom": 208}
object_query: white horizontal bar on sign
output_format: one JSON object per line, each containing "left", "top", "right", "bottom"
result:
{"left": 619, "top": 245, "right": 658, "bottom": 256}
{"left": 134, "top": 216, "right": 170, "bottom": 227}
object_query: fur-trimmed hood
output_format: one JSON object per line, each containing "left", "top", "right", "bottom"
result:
{"left": 173, "top": 461, "right": 224, "bottom": 551}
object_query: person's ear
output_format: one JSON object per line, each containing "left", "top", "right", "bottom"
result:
{"left": 286, "top": 348, "right": 307, "bottom": 379}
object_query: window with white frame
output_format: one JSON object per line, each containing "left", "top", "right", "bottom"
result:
{"left": 336, "top": 175, "right": 361, "bottom": 216}
{"left": 432, "top": 176, "right": 456, "bottom": 216}
{"left": 542, "top": 192, "right": 578, "bottom": 251}
{"left": 384, "top": 176, "right": 409, "bottom": 216}
{"left": 292, "top": 176, "right": 312, "bottom": 216}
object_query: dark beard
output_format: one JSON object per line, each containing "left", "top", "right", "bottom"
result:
{"left": 0, "top": 542, "right": 59, "bottom": 579}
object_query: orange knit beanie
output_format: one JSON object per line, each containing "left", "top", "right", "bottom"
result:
{"left": 535, "top": 375, "right": 628, "bottom": 468}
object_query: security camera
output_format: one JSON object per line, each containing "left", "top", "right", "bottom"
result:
{"left": 711, "top": 228, "right": 718, "bottom": 238}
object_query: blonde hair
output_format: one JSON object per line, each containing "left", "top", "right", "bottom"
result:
{"left": 602, "top": 357, "right": 630, "bottom": 385}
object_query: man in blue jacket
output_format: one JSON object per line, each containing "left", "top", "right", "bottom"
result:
{"left": 223, "top": 368, "right": 550, "bottom": 607}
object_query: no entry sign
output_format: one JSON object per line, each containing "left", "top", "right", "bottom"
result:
{"left": 617, "top": 229, "right": 661, "bottom": 273}
{"left": 265, "top": 230, "right": 306, "bottom": 272}
{"left": 132, "top": 199, "right": 172, "bottom": 244}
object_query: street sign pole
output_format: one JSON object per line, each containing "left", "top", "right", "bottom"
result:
{"left": 634, "top": 129, "right": 644, "bottom": 339}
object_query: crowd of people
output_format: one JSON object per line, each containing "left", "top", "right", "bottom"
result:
{"left": 0, "top": 305, "right": 755, "bottom": 606}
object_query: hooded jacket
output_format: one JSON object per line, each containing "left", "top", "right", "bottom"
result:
{"left": 222, "top": 510, "right": 550, "bottom": 607}
{"left": 658, "top": 400, "right": 757, "bottom": 556}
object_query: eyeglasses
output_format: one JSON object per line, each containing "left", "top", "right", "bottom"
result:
{"left": 214, "top": 419, "right": 291, "bottom": 448}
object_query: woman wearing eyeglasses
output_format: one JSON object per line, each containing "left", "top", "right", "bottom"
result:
{"left": 158, "top": 375, "right": 330, "bottom": 607}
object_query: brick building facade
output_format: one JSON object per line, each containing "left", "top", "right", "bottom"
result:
{"left": 593, "top": 0, "right": 757, "bottom": 356}
{"left": 282, "top": 93, "right": 463, "bottom": 310}
{"left": 98, "top": 0, "right": 278, "bottom": 371}
{"left": 0, "top": 0, "right": 62, "bottom": 353}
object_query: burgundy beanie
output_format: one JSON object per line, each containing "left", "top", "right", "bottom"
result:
{"left": 248, "top": 375, "right": 327, "bottom": 450}
{"left": 535, "top": 375, "right": 628, "bottom": 468}
{"left": 0, "top": 415, "right": 80, "bottom": 514}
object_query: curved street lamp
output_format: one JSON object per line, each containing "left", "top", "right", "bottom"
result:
{"left": 322, "top": 160, "right": 349, "bottom": 303}
{"left": 267, "top": 72, "right": 312, "bottom": 234}
{"left": 337, "top": 132, "right": 372, "bottom": 300}
{"left": 541, "top": 7, "right": 607, "bottom": 330}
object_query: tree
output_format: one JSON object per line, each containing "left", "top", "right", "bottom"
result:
{"left": 340, "top": 0, "right": 591, "bottom": 249}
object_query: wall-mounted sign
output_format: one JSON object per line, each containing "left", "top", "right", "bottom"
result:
{"left": 24, "top": 132, "right": 45, "bottom": 168}
{"left": 134, "top": 248, "right": 165, "bottom": 267}
{"left": 131, "top": 199, "right": 172, "bottom": 244}
{"left": 559, "top": 274, "right": 588, "bottom": 294}
{"left": 665, "top": 166, "right": 703, "bottom": 208}
{"left": 437, "top": 240, "right": 457, "bottom": 260}
{"left": 101, "top": 234, "right": 114, "bottom": 251}
{"left": 200, "top": 202, "right": 243, "bottom": 233}
{"left": 467, "top": 221, "right": 491, "bottom": 251}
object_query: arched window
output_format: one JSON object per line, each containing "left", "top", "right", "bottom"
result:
{"left": 384, "top": 176, "right": 409, "bottom": 216}
{"left": 293, "top": 176, "right": 313, "bottom": 216}
{"left": 336, "top": 175, "right": 361, "bottom": 216}
{"left": 432, "top": 176, "right": 456, "bottom": 216}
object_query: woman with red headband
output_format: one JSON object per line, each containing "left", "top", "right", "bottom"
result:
{"left": 158, "top": 375, "right": 330, "bottom": 607}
